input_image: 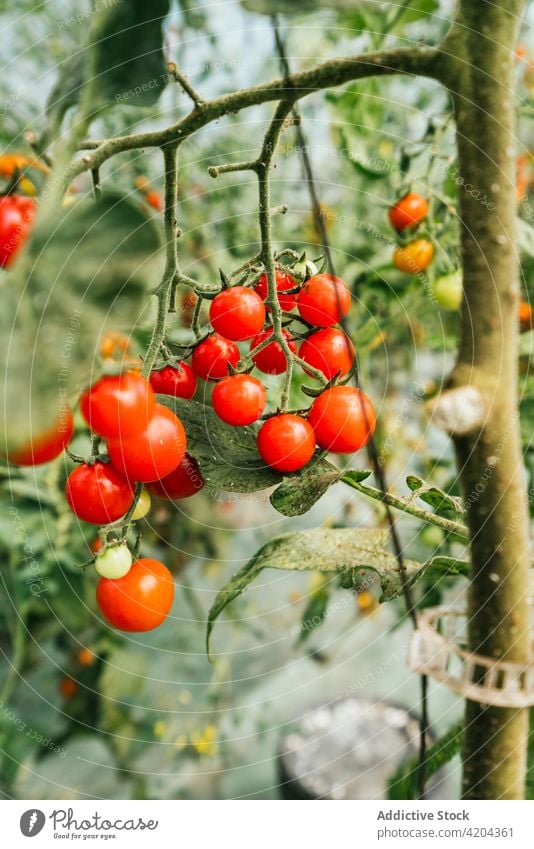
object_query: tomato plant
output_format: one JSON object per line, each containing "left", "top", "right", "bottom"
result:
{"left": 299, "top": 328, "right": 355, "bottom": 380}
{"left": 106, "top": 403, "right": 186, "bottom": 482}
{"left": 255, "top": 269, "right": 298, "bottom": 311}
{"left": 257, "top": 414, "right": 316, "bottom": 472}
{"left": 209, "top": 286, "right": 266, "bottom": 341}
{"left": 212, "top": 374, "right": 266, "bottom": 425}
{"left": 149, "top": 362, "right": 197, "bottom": 399}
{"left": 388, "top": 192, "right": 429, "bottom": 232}
{"left": 393, "top": 239, "right": 434, "bottom": 274}
{"left": 147, "top": 453, "right": 204, "bottom": 500}
{"left": 249, "top": 329, "right": 296, "bottom": 374}
{"left": 81, "top": 372, "right": 155, "bottom": 439}
{"left": 308, "top": 386, "right": 376, "bottom": 453}
{"left": 65, "top": 461, "right": 135, "bottom": 524}
{"left": 191, "top": 334, "right": 240, "bottom": 381}
{"left": 0, "top": 194, "right": 36, "bottom": 267}
{"left": 297, "top": 274, "right": 351, "bottom": 326}
{"left": 96, "top": 558, "right": 174, "bottom": 632}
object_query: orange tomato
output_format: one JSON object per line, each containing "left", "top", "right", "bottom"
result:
{"left": 393, "top": 239, "right": 434, "bottom": 274}
{"left": 77, "top": 648, "right": 96, "bottom": 667}
{"left": 519, "top": 300, "right": 533, "bottom": 330}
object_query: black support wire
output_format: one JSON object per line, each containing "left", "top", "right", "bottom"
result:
{"left": 271, "top": 15, "right": 430, "bottom": 799}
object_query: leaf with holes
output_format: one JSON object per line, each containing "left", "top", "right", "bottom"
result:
{"left": 270, "top": 458, "right": 343, "bottom": 516}
{"left": 158, "top": 398, "right": 281, "bottom": 493}
{"left": 206, "top": 527, "right": 423, "bottom": 657}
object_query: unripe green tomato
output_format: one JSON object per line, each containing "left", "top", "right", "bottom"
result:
{"left": 432, "top": 271, "right": 463, "bottom": 310}
{"left": 292, "top": 257, "right": 318, "bottom": 282}
{"left": 420, "top": 525, "right": 444, "bottom": 549}
{"left": 131, "top": 489, "right": 151, "bottom": 520}
{"left": 95, "top": 544, "right": 133, "bottom": 579}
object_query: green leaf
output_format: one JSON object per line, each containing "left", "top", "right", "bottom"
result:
{"left": 270, "top": 458, "right": 342, "bottom": 516}
{"left": 426, "top": 555, "right": 470, "bottom": 577}
{"left": 388, "top": 723, "right": 462, "bottom": 800}
{"left": 206, "top": 527, "right": 422, "bottom": 657}
{"left": 406, "top": 475, "right": 464, "bottom": 515}
{"left": 45, "top": 0, "right": 171, "bottom": 137}
{"left": 297, "top": 585, "right": 330, "bottom": 645}
{"left": 159, "top": 398, "right": 281, "bottom": 493}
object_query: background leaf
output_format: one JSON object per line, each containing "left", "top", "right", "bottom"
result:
{"left": 45, "top": 0, "right": 171, "bottom": 138}
{"left": 206, "top": 527, "right": 423, "bottom": 656}
{"left": 0, "top": 191, "right": 161, "bottom": 450}
{"left": 388, "top": 723, "right": 463, "bottom": 800}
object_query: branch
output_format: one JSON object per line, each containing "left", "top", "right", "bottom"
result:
{"left": 341, "top": 474, "right": 469, "bottom": 541}
{"left": 71, "top": 45, "right": 439, "bottom": 179}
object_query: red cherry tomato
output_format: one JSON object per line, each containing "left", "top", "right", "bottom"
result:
{"left": 149, "top": 362, "right": 197, "bottom": 399}
{"left": 299, "top": 328, "right": 355, "bottom": 380}
{"left": 297, "top": 274, "right": 351, "bottom": 327}
{"left": 96, "top": 558, "right": 174, "bottom": 632}
{"left": 65, "top": 461, "right": 134, "bottom": 524}
{"left": 389, "top": 192, "right": 428, "bottom": 233}
{"left": 388, "top": 193, "right": 429, "bottom": 232}
{"left": 80, "top": 371, "right": 155, "bottom": 439}
{"left": 0, "top": 195, "right": 36, "bottom": 268}
{"left": 254, "top": 269, "right": 298, "bottom": 312}
{"left": 257, "top": 414, "right": 316, "bottom": 472}
{"left": 9, "top": 406, "right": 74, "bottom": 465}
{"left": 308, "top": 386, "right": 376, "bottom": 453}
{"left": 59, "top": 677, "right": 78, "bottom": 699}
{"left": 145, "top": 189, "right": 163, "bottom": 211}
{"left": 209, "top": 286, "right": 266, "bottom": 341}
{"left": 147, "top": 453, "right": 204, "bottom": 499}
{"left": 249, "top": 329, "right": 297, "bottom": 375}
{"left": 191, "top": 334, "right": 240, "bottom": 381}
{"left": 212, "top": 374, "right": 266, "bottom": 426}
{"left": 106, "top": 403, "right": 186, "bottom": 482}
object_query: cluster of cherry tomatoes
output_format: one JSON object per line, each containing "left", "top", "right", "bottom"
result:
{"left": 189, "top": 269, "right": 376, "bottom": 473}
{"left": 389, "top": 192, "right": 434, "bottom": 275}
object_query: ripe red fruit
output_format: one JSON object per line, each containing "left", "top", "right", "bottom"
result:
{"left": 149, "top": 362, "right": 197, "bottom": 399}
{"left": 0, "top": 195, "right": 36, "bottom": 268}
{"left": 249, "top": 329, "right": 297, "bottom": 375}
{"left": 299, "top": 328, "right": 355, "bottom": 380}
{"left": 65, "top": 461, "right": 134, "bottom": 524}
{"left": 257, "top": 414, "right": 316, "bottom": 473}
{"left": 388, "top": 193, "right": 429, "bottom": 232}
{"left": 59, "top": 677, "right": 78, "bottom": 699}
{"left": 297, "top": 274, "right": 351, "bottom": 327}
{"left": 96, "top": 558, "right": 174, "bottom": 632}
{"left": 147, "top": 453, "right": 204, "bottom": 500}
{"left": 192, "top": 334, "right": 240, "bottom": 381}
{"left": 308, "top": 386, "right": 376, "bottom": 453}
{"left": 212, "top": 374, "right": 266, "bottom": 426}
{"left": 107, "top": 403, "right": 186, "bottom": 483}
{"left": 9, "top": 406, "right": 74, "bottom": 465}
{"left": 209, "top": 286, "right": 266, "bottom": 341}
{"left": 255, "top": 269, "right": 298, "bottom": 312}
{"left": 81, "top": 372, "right": 155, "bottom": 439}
